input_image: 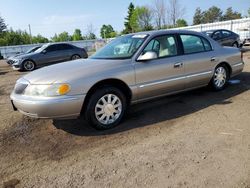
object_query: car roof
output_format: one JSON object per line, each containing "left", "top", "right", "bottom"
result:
{"left": 126, "top": 29, "right": 207, "bottom": 38}
{"left": 203, "top": 29, "right": 231, "bottom": 32}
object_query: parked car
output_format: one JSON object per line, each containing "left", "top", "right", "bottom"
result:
{"left": 11, "top": 43, "right": 88, "bottom": 71}
{"left": 10, "top": 30, "right": 244, "bottom": 130}
{"left": 7, "top": 46, "right": 41, "bottom": 65}
{"left": 203, "top": 29, "right": 241, "bottom": 48}
{"left": 243, "top": 38, "right": 250, "bottom": 46}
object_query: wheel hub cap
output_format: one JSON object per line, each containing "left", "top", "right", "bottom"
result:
{"left": 214, "top": 67, "right": 227, "bottom": 88}
{"left": 95, "top": 94, "right": 122, "bottom": 125}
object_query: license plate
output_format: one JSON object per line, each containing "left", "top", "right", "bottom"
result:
{"left": 11, "top": 100, "right": 17, "bottom": 111}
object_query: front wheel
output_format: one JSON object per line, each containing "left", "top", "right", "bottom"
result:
{"left": 85, "top": 87, "right": 127, "bottom": 130}
{"left": 71, "top": 54, "right": 81, "bottom": 60}
{"left": 22, "top": 60, "right": 36, "bottom": 71}
{"left": 210, "top": 65, "right": 229, "bottom": 91}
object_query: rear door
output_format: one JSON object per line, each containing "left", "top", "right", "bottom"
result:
{"left": 221, "top": 30, "right": 233, "bottom": 46}
{"left": 179, "top": 34, "right": 215, "bottom": 89}
{"left": 135, "top": 34, "right": 185, "bottom": 100}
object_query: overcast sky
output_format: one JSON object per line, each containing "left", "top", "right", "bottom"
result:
{"left": 0, "top": 0, "right": 249, "bottom": 38}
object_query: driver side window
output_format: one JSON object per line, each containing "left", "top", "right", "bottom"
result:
{"left": 143, "top": 35, "right": 177, "bottom": 58}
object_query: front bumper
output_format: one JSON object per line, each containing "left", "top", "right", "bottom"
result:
{"left": 10, "top": 92, "right": 85, "bottom": 119}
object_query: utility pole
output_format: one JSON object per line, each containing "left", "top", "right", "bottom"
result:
{"left": 28, "top": 24, "right": 32, "bottom": 44}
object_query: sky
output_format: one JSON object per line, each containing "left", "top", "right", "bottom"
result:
{"left": 0, "top": 0, "right": 249, "bottom": 38}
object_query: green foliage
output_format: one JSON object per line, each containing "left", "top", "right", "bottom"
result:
{"left": 202, "top": 6, "right": 223, "bottom": 23}
{"left": 193, "top": 6, "right": 243, "bottom": 25}
{"left": 0, "top": 16, "right": 7, "bottom": 33}
{"left": 123, "top": 2, "right": 135, "bottom": 34}
{"left": 100, "top": 25, "right": 116, "bottom": 38}
{"left": 134, "top": 6, "right": 154, "bottom": 32}
{"left": 32, "top": 34, "right": 49, "bottom": 43}
{"left": 222, "top": 7, "right": 242, "bottom": 21}
{"left": 193, "top": 8, "right": 203, "bottom": 25}
{"left": 0, "top": 29, "right": 32, "bottom": 46}
{"left": 86, "top": 33, "right": 96, "bottom": 40}
{"left": 176, "top": 19, "right": 188, "bottom": 27}
{"left": 51, "top": 32, "right": 71, "bottom": 42}
{"left": 72, "top": 29, "right": 83, "bottom": 41}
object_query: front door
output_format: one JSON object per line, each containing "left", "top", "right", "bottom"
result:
{"left": 135, "top": 34, "right": 185, "bottom": 101}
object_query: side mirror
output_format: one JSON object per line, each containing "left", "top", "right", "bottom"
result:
{"left": 137, "top": 51, "right": 157, "bottom": 61}
{"left": 42, "top": 49, "right": 47, "bottom": 54}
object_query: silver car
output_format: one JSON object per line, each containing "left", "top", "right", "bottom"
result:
{"left": 10, "top": 30, "right": 244, "bottom": 130}
{"left": 11, "top": 43, "right": 88, "bottom": 71}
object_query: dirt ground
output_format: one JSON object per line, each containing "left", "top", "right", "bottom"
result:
{"left": 0, "top": 50, "right": 250, "bottom": 188}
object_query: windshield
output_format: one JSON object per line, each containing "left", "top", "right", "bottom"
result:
{"left": 34, "top": 44, "right": 49, "bottom": 53}
{"left": 91, "top": 34, "right": 148, "bottom": 59}
{"left": 26, "top": 46, "right": 40, "bottom": 53}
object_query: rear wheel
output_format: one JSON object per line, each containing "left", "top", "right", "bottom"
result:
{"left": 22, "top": 60, "right": 36, "bottom": 71}
{"left": 85, "top": 87, "right": 127, "bottom": 130}
{"left": 71, "top": 54, "right": 81, "bottom": 60}
{"left": 210, "top": 64, "right": 229, "bottom": 91}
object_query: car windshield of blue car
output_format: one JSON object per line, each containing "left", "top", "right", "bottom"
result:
{"left": 91, "top": 34, "right": 148, "bottom": 59}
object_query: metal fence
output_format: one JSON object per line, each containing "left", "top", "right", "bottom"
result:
{"left": 1, "top": 18, "right": 249, "bottom": 59}
{"left": 170, "top": 18, "right": 250, "bottom": 41}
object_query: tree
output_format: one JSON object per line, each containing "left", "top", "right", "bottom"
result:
{"left": 202, "top": 6, "right": 223, "bottom": 23}
{"left": 222, "top": 7, "right": 242, "bottom": 21}
{"left": 85, "top": 23, "right": 96, "bottom": 40}
{"left": 72, "top": 29, "right": 83, "bottom": 41}
{"left": 135, "top": 6, "right": 154, "bottom": 31}
{"left": 51, "top": 32, "right": 71, "bottom": 42}
{"left": 193, "top": 7, "right": 203, "bottom": 25}
{"left": 100, "top": 25, "right": 116, "bottom": 39}
{"left": 32, "top": 34, "right": 49, "bottom": 43}
{"left": 0, "top": 16, "right": 7, "bottom": 33}
{"left": 123, "top": 2, "right": 135, "bottom": 34}
{"left": 151, "top": 0, "right": 167, "bottom": 29}
{"left": 176, "top": 19, "right": 188, "bottom": 27}
{"left": 168, "top": 0, "right": 185, "bottom": 26}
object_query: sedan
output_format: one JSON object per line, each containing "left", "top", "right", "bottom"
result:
{"left": 11, "top": 30, "right": 244, "bottom": 130}
{"left": 203, "top": 29, "right": 241, "bottom": 48}
{"left": 11, "top": 43, "right": 88, "bottom": 71}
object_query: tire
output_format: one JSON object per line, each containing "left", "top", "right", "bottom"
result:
{"left": 71, "top": 54, "right": 81, "bottom": 60}
{"left": 232, "top": 42, "right": 238, "bottom": 48}
{"left": 210, "top": 64, "right": 229, "bottom": 91}
{"left": 85, "top": 87, "right": 127, "bottom": 130}
{"left": 22, "top": 60, "right": 36, "bottom": 71}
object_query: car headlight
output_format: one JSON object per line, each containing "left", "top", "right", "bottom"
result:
{"left": 23, "top": 83, "right": 71, "bottom": 97}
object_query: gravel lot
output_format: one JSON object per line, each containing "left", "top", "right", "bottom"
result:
{"left": 0, "top": 50, "right": 250, "bottom": 188}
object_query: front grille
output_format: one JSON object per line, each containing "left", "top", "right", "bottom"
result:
{"left": 14, "top": 83, "right": 28, "bottom": 94}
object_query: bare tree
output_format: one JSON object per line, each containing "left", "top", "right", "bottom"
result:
{"left": 168, "top": 0, "right": 185, "bottom": 26}
{"left": 151, "top": 0, "right": 167, "bottom": 29}
{"left": 86, "top": 23, "right": 97, "bottom": 39}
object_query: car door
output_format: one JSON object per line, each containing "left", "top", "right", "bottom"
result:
{"left": 135, "top": 34, "right": 185, "bottom": 101}
{"left": 39, "top": 44, "right": 61, "bottom": 65}
{"left": 212, "top": 31, "right": 224, "bottom": 45}
{"left": 179, "top": 34, "right": 215, "bottom": 89}
{"left": 221, "top": 30, "right": 233, "bottom": 46}
{"left": 58, "top": 44, "right": 73, "bottom": 61}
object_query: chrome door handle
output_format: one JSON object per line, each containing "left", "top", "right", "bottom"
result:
{"left": 174, "top": 62, "right": 183, "bottom": 68}
{"left": 211, "top": 57, "right": 216, "bottom": 62}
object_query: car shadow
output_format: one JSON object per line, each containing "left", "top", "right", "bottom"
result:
{"left": 53, "top": 72, "right": 250, "bottom": 136}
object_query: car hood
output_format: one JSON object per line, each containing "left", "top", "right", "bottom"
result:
{"left": 22, "top": 58, "right": 130, "bottom": 84}
{"left": 14, "top": 52, "right": 37, "bottom": 59}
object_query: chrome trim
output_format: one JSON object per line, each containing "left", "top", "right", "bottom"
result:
{"left": 139, "top": 71, "right": 212, "bottom": 88}
{"left": 232, "top": 62, "right": 244, "bottom": 67}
